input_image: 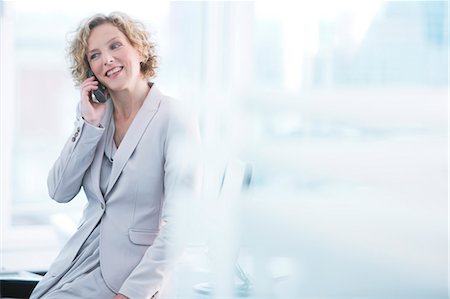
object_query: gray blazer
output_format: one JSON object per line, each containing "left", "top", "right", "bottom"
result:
{"left": 44, "top": 85, "right": 201, "bottom": 298}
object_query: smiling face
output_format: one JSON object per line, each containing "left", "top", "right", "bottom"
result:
{"left": 87, "top": 23, "right": 143, "bottom": 92}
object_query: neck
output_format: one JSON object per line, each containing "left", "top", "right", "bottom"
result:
{"left": 110, "top": 80, "right": 151, "bottom": 120}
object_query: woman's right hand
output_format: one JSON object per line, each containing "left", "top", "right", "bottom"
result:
{"left": 80, "top": 76, "right": 107, "bottom": 127}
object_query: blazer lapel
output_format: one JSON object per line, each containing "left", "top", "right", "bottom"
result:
{"left": 90, "top": 100, "right": 113, "bottom": 202}
{"left": 104, "top": 85, "right": 162, "bottom": 197}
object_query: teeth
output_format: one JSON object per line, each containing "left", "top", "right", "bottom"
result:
{"left": 106, "top": 67, "right": 122, "bottom": 77}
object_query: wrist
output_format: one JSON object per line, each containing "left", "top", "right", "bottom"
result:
{"left": 82, "top": 116, "right": 101, "bottom": 128}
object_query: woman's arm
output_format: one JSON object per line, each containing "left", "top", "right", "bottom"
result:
{"left": 47, "top": 117, "right": 104, "bottom": 203}
{"left": 48, "top": 77, "right": 107, "bottom": 203}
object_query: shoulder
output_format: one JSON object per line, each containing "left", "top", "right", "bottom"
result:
{"left": 152, "top": 89, "right": 200, "bottom": 147}
{"left": 156, "top": 89, "right": 198, "bottom": 128}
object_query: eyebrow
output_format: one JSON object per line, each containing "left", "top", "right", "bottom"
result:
{"left": 88, "top": 36, "right": 121, "bottom": 54}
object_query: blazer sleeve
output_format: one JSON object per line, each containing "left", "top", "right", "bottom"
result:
{"left": 47, "top": 107, "right": 105, "bottom": 203}
{"left": 119, "top": 101, "right": 202, "bottom": 298}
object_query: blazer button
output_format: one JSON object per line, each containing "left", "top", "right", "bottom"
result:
{"left": 76, "top": 127, "right": 81, "bottom": 132}
{"left": 101, "top": 203, "right": 105, "bottom": 210}
{"left": 71, "top": 137, "right": 76, "bottom": 142}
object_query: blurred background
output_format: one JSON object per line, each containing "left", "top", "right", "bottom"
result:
{"left": 0, "top": 0, "right": 448, "bottom": 297}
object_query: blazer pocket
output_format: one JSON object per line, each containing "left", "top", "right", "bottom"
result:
{"left": 128, "top": 229, "right": 159, "bottom": 246}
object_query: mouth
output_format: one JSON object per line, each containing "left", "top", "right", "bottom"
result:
{"left": 105, "top": 66, "right": 124, "bottom": 77}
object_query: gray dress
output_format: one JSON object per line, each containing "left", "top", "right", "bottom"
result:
{"left": 30, "top": 120, "right": 118, "bottom": 299}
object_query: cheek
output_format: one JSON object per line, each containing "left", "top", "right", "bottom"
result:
{"left": 90, "top": 62, "right": 103, "bottom": 76}
{"left": 129, "top": 50, "right": 143, "bottom": 67}
{"left": 126, "top": 58, "right": 141, "bottom": 75}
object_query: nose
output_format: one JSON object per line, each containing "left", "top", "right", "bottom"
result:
{"left": 103, "top": 54, "right": 114, "bottom": 65}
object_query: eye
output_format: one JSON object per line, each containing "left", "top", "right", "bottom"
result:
{"left": 89, "top": 52, "right": 99, "bottom": 61}
{"left": 111, "top": 42, "right": 122, "bottom": 50}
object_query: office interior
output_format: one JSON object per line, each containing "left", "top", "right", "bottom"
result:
{"left": 0, "top": 1, "right": 448, "bottom": 298}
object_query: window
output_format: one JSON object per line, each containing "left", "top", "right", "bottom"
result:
{"left": 1, "top": 1, "right": 448, "bottom": 296}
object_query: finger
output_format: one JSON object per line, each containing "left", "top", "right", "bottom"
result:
{"left": 81, "top": 81, "right": 98, "bottom": 91}
{"left": 80, "top": 77, "right": 96, "bottom": 89}
{"left": 81, "top": 90, "right": 99, "bottom": 107}
{"left": 81, "top": 83, "right": 99, "bottom": 97}
{"left": 81, "top": 77, "right": 98, "bottom": 86}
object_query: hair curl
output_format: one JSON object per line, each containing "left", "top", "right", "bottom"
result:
{"left": 68, "top": 12, "right": 158, "bottom": 86}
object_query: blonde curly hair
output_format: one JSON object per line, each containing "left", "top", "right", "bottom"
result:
{"left": 68, "top": 12, "right": 158, "bottom": 86}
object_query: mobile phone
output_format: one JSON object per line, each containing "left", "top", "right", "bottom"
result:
{"left": 88, "top": 68, "right": 108, "bottom": 103}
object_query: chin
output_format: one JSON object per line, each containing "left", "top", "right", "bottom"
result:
{"left": 107, "top": 82, "right": 129, "bottom": 92}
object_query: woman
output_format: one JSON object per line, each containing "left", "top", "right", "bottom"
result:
{"left": 30, "top": 12, "right": 201, "bottom": 299}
